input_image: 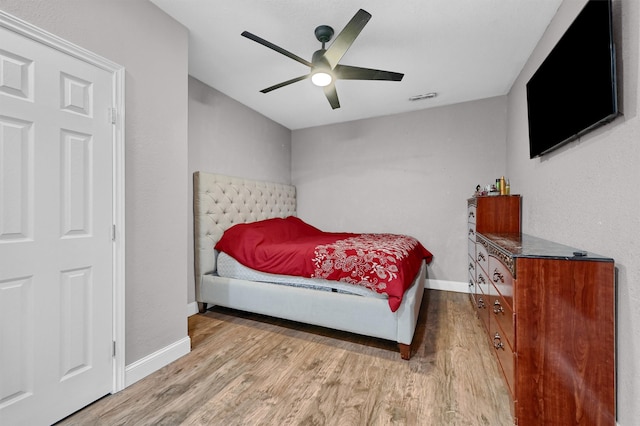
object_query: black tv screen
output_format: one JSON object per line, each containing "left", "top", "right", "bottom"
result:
{"left": 526, "top": 0, "right": 618, "bottom": 159}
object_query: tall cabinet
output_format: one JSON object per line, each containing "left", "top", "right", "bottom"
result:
{"left": 467, "top": 196, "right": 615, "bottom": 425}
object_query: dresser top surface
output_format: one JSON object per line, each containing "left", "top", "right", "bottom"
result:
{"left": 479, "top": 233, "right": 614, "bottom": 262}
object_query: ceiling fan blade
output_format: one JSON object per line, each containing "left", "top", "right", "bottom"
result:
{"left": 323, "top": 84, "right": 340, "bottom": 109}
{"left": 242, "top": 31, "right": 313, "bottom": 68}
{"left": 260, "top": 74, "right": 310, "bottom": 93}
{"left": 334, "top": 64, "right": 404, "bottom": 81}
{"left": 323, "top": 9, "right": 372, "bottom": 69}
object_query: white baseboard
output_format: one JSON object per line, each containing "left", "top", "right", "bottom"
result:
{"left": 187, "top": 301, "right": 199, "bottom": 317}
{"left": 124, "top": 336, "right": 191, "bottom": 387}
{"left": 425, "top": 278, "right": 469, "bottom": 294}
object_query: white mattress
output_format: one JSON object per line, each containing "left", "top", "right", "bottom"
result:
{"left": 216, "top": 251, "right": 387, "bottom": 299}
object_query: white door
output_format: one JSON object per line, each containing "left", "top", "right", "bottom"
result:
{"left": 0, "top": 21, "right": 115, "bottom": 426}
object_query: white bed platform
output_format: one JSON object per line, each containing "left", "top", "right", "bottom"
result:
{"left": 193, "top": 171, "right": 426, "bottom": 359}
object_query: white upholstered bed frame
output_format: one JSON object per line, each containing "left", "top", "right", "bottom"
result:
{"left": 193, "top": 171, "right": 426, "bottom": 359}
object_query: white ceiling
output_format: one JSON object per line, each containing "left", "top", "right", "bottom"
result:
{"left": 151, "top": 0, "right": 562, "bottom": 130}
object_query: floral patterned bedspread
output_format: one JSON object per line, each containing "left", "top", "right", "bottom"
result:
{"left": 214, "top": 216, "right": 433, "bottom": 312}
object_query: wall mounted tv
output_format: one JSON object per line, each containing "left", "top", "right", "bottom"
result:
{"left": 526, "top": 0, "right": 618, "bottom": 159}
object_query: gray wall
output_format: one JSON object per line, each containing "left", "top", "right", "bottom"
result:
{"left": 506, "top": 0, "right": 640, "bottom": 423}
{"left": 292, "top": 96, "right": 508, "bottom": 283}
{"left": 1, "top": 0, "right": 190, "bottom": 365}
{"left": 188, "top": 76, "right": 291, "bottom": 303}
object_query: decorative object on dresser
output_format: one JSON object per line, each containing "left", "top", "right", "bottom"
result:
{"left": 467, "top": 196, "right": 615, "bottom": 425}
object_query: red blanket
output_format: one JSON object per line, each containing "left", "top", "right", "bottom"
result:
{"left": 214, "top": 217, "right": 433, "bottom": 312}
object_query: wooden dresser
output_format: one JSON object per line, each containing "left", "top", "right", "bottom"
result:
{"left": 467, "top": 197, "right": 615, "bottom": 425}
{"left": 467, "top": 196, "right": 521, "bottom": 305}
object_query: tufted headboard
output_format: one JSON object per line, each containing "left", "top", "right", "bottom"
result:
{"left": 193, "top": 172, "right": 296, "bottom": 301}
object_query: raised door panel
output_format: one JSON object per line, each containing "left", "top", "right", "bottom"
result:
{"left": 60, "top": 130, "right": 93, "bottom": 237}
{"left": 0, "top": 116, "right": 33, "bottom": 242}
{"left": 0, "top": 276, "right": 34, "bottom": 407}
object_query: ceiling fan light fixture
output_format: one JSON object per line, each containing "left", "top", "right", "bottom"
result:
{"left": 311, "top": 71, "right": 333, "bottom": 87}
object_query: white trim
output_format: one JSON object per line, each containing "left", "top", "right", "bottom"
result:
{"left": 124, "top": 337, "right": 191, "bottom": 387}
{"left": 0, "top": 10, "right": 126, "bottom": 394}
{"left": 0, "top": 10, "right": 122, "bottom": 72}
{"left": 425, "top": 279, "right": 470, "bottom": 294}
{"left": 187, "top": 301, "right": 199, "bottom": 317}
{"left": 111, "top": 67, "right": 126, "bottom": 392}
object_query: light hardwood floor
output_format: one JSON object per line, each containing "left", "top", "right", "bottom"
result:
{"left": 56, "top": 290, "right": 513, "bottom": 425}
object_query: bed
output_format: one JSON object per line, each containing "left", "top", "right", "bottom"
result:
{"left": 193, "top": 171, "right": 431, "bottom": 359}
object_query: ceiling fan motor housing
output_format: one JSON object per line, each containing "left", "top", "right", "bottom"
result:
{"left": 312, "top": 49, "right": 329, "bottom": 67}
{"left": 314, "top": 25, "right": 334, "bottom": 44}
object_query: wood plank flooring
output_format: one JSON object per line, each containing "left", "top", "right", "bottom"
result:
{"left": 56, "top": 290, "right": 513, "bottom": 425}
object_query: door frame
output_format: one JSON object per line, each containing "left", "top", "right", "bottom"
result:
{"left": 0, "top": 11, "right": 126, "bottom": 392}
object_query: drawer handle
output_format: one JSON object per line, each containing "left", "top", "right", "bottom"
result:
{"left": 468, "top": 280, "right": 474, "bottom": 289}
{"left": 493, "top": 299, "right": 504, "bottom": 314}
{"left": 493, "top": 332, "right": 504, "bottom": 350}
{"left": 478, "top": 274, "right": 486, "bottom": 284}
{"left": 477, "top": 297, "right": 486, "bottom": 309}
{"left": 468, "top": 262, "right": 475, "bottom": 272}
{"left": 468, "top": 228, "right": 475, "bottom": 236}
{"left": 477, "top": 252, "right": 486, "bottom": 262}
{"left": 469, "top": 211, "right": 475, "bottom": 219}
{"left": 493, "top": 269, "right": 504, "bottom": 283}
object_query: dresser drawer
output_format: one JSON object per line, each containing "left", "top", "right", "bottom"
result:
{"left": 468, "top": 278, "right": 476, "bottom": 305}
{"left": 467, "top": 222, "right": 476, "bottom": 241}
{"left": 490, "top": 282, "right": 514, "bottom": 351}
{"left": 468, "top": 237, "right": 476, "bottom": 258}
{"left": 467, "top": 204, "right": 476, "bottom": 224}
{"left": 476, "top": 266, "right": 489, "bottom": 298}
{"left": 488, "top": 254, "right": 513, "bottom": 312}
{"left": 476, "top": 241, "right": 489, "bottom": 276}
{"left": 468, "top": 239, "right": 476, "bottom": 283}
{"left": 468, "top": 256, "right": 476, "bottom": 280}
{"left": 492, "top": 329, "right": 515, "bottom": 397}
{"left": 475, "top": 284, "right": 490, "bottom": 335}
{"left": 468, "top": 258, "right": 476, "bottom": 294}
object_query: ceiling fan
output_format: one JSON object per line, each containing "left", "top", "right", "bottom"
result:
{"left": 241, "top": 9, "right": 404, "bottom": 110}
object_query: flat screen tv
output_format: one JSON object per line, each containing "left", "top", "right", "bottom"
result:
{"left": 526, "top": 0, "right": 618, "bottom": 159}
